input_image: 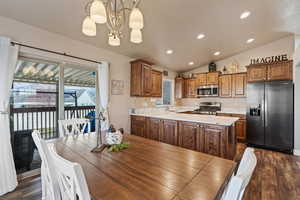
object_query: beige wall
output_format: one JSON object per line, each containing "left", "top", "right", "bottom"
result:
{"left": 0, "top": 16, "right": 135, "bottom": 132}
{"left": 178, "top": 36, "right": 295, "bottom": 110}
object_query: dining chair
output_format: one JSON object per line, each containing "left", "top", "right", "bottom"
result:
{"left": 48, "top": 143, "right": 91, "bottom": 200}
{"left": 58, "top": 118, "right": 90, "bottom": 137}
{"left": 31, "top": 130, "right": 61, "bottom": 200}
{"left": 222, "top": 147, "right": 257, "bottom": 200}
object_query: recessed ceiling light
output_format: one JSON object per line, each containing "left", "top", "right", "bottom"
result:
{"left": 214, "top": 51, "right": 221, "bottom": 56}
{"left": 188, "top": 62, "right": 194, "bottom": 66}
{"left": 197, "top": 34, "right": 205, "bottom": 40}
{"left": 166, "top": 49, "right": 173, "bottom": 54}
{"left": 247, "top": 38, "right": 255, "bottom": 43}
{"left": 240, "top": 11, "right": 251, "bottom": 19}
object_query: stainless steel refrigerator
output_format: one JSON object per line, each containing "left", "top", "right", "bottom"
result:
{"left": 247, "top": 80, "right": 294, "bottom": 153}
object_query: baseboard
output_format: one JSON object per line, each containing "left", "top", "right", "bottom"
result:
{"left": 294, "top": 149, "right": 300, "bottom": 156}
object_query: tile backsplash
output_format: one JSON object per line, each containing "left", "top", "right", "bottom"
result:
{"left": 176, "top": 97, "right": 247, "bottom": 111}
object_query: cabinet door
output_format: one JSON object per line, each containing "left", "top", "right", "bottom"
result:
{"left": 204, "top": 126, "right": 222, "bottom": 157}
{"left": 247, "top": 66, "right": 267, "bottom": 82}
{"left": 131, "top": 116, "right": 146, "bottom": 137}
{"left": 175, "top": 78, "right": 184, "bottom": 99}
{"left": 219, "top": 75, "right": 232, "bottom": 97}
{"left": 207, "top": 72, "right": 219, "bottom": 85}
{"left": 151, "top": 70, "right": 162, "bottom": 97}
{"left": 147, "top": 118, "right": 161, "bottom": 141}
{"left": 197, "top": 73, "right": 207, "bottom": 86}
{"left": 267, "top": 61, "right": 293, "bottom": 81}
{"left": 232, "top": 73, "right": 247, "bottom": 97}
{"left": 130, "top": 63, "right": 143, "bottom": 96}
{"left": 235, "top": 119, "right": 246, "bottom": 142}
{"left": 178, "top": 122, "right": 198, "bottom": 150}
{"left": 186, "top": 79, "right": 196, "bottom": 98}
{"left": 142, "top": 64, "right": 152, "bottom": 96}
{"left": 161, "top": 120, "right": 178, "bottom": 145}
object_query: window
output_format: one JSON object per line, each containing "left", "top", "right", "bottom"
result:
{"left": 163, "top": 80, "right": 172, "bottom": 105}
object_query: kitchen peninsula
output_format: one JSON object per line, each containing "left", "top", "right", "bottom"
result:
{"left": 131, "top": 112, "right": 238, "bottom": 160}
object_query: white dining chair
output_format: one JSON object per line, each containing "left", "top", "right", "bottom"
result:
{"left": 48, "top": 143, "right": 91, "bottom": 200}
{"left": 59, "top": 118, "right": 90, "bottom": 137}
{"left": 32, "top": 130, "right": 61, "bottom": 200}
{"left": 222, "top": 147, "right": 257, "bottom": 200}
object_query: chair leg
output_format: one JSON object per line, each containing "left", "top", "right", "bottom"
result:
{"left": 41, "top": 165, "right": 47, "bottom": 200}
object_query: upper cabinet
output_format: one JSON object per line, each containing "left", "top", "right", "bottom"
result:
{"left": 196, "top": 73, "right": 207, "bottom": 86}
{"left": 130, "top": 59, "right": 162, "bottom": 97}
{"left": 151, "top": 70, "right": 162, "bottom": 97}
{"left": 175, "top": 77, "right": 185, "bottom": 99}
{"left": 185, "top": 78, "right": 197, "bottom": 98}
{"left": 207, "top": 72, "right": 220, "bottom": 85}
{"left": 247, "top": 60, "right": 293, "bottom": 82}
{"left": 219, "top": 73, "right": 247, "bottom": 98}
{"left": 247, "top": 65, "right": 267, "bottom": 82}
{"left": 267, "top": 60, "right": 293, "bottom": 81}
{"left": 232, "top": 73, "right": 247, "bottom": 97}
{"left": 196, "top": 72, "right": 219, "bottom": 87}
{"left": 219, "top": 74, "right": 232, "bottom": 97}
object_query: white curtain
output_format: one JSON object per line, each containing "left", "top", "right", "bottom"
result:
{"left": 97, "top": 62, "right": 110, "bottom": 130}
{"left": 0, "top": 37, "right": 19, "bottom": 196}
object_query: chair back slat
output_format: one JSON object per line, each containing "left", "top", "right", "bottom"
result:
{"left": 48, "top": 144, "right": 91, "bottom": 200}
{"left": 59, "top": 118, "right": 90, "bottom": 137}
{"left": 32, "top": 131, "right": 61, "bottom": 200}
{"left": 222, "top": 147, "right": 257, "bottom": 200}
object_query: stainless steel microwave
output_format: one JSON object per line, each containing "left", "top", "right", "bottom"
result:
{"left": 197, "top": 85, "right": 219, "bottom": 97}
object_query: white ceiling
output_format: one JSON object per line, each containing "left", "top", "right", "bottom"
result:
{"left": 1, "top": 0, "right": 300, "bottom": 72}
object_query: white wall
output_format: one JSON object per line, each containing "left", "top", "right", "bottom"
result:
{"left": 187, "top": 35, "right": 295, "bottom": 74}
{"left": 0, "top": 16, "right": 133, "bottom": 132}
{"left": 293, "top": 35, "right": 300, "bottom": 154}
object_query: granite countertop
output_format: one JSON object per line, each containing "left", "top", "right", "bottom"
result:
{"left": 168, "top": 106, "right": 247, "bottom": 115}
{"left": 130, "top": 112, "right": 239, "bottom": 126}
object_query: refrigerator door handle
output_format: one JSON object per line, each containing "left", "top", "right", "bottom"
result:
{"left": 265, "top": 97, "right": 268, "bottom": 127}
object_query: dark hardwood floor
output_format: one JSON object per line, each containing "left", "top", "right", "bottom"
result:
{"left": 2, "top": 143, "right": 300, "bottom": 200}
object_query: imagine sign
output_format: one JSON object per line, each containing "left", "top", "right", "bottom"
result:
{"left": 250, "top": 54, "right": 288, "bottom": 65}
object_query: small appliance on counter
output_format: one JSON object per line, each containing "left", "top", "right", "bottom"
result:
{"left": 192, "top": 102, "right": 221, "bottom": 115}
{"left": 197, "top": 85, "right": 219, "bottom": 97}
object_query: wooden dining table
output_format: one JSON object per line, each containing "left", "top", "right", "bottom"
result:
{"left": 55, "top": 133, "right": 236, "bottom": 200}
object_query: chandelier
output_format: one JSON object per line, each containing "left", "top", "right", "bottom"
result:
{"left": 82, "top": 0, "right": 144, "bottom": 46}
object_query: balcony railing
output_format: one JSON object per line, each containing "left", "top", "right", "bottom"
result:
{"left": 10, "top": 106, "right": 96, "bottom": 140}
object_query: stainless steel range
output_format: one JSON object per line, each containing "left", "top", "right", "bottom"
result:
{"left": 192, "top": 102, "right": 221, "bottom": 115}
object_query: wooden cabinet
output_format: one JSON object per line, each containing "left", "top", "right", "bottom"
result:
{"left": 267, "top": 61, "right": 293, "bottom": 81}
{"left": 185, "top": 78, "right": 197, "bottom": 98}
{"left": 219, "top": 75, "right": 232, "bottom": 97}
{"left": 131, "top": 116, "right": 146, "bottom": 137}
{"left": 151, "top": 70, "right": 162, "bottom": 97}
{"left": 178, "top": 121, "right": 199, "bottom": 150}
{"left": 160, "top": 120, "right": 178, "bottom": 146}
{"left": 247, "top": 61, "right": 293, "bottom": 82}
{"left": 196, "top": 73, "right": 207, "bottom": 86}
{"left": 175, "top": 77, "right": 185, "bottom": 99}
{"left": 247, "top": 65, "right": 267, "bottom": 82}
{"left": 207, "top": 72, "right": 219, "bottom": 85}
{"left": 130, "top": 59, "right": 162, "bottom": 97}
{"left": 232, "top": 73, "right": 247, "bottom": 97}
{"left": 146, "top": 118, "right": 161, "bottom": 141}
{"left": 203, "top": 125, "right": 222, "bottom": 157}
{"left": 217, "top": 113, "right": 246, "bottom": 142}
{"left": 131, "top": 116, "right": 236, "bottom": 159}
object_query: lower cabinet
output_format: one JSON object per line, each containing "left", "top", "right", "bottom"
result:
{"left": 131, "top": 116, "right": 236, "bottom": 160}
{"left": 131, "top": 116, "right": 146, "bottom": 137}
{"left": 160, "top": 120, "right": 178, "bottom": 146}
{"left": 203, "top": 125, "right": 223, "bottom": 157}
{"left": 178, "top": 122, "right": 199, "bottom": 150}
{"left": 146, "top": 117, "right": 161, "bottom": 140}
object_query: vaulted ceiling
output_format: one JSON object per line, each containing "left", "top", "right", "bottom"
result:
{"left": 1, "top": 0, "right": 300, "bottom": 72}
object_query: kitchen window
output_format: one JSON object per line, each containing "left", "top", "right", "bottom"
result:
{"left": 162, "top": 79, "right": 173, "bottom": 105}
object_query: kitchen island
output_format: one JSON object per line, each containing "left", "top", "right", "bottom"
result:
{"left": 131, "top": 112, "right": 239, "bottom": 160}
